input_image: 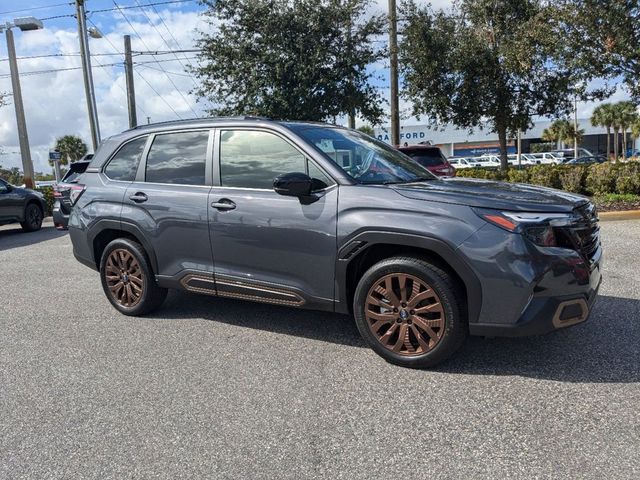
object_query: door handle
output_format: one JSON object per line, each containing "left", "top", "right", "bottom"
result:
{"left": 129, "top": 192, "right": 148, "bottom": 203}
{"left": 211, "top": 199, "right": 236, "bottom": 211}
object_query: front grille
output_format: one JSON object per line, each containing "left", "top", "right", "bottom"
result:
{"left": 555, "top": 202, "right": 600, "bottom": 264}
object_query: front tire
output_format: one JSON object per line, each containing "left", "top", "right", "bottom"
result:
{"left": 20, "top": 203, "right": 43, "bottom": 232}
{"left": 100, "top": 238, "right": 167, "bottom": 316}
{"left": 353, "top": 256, "right": 467, "bottom": 368}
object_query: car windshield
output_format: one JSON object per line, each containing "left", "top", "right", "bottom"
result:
{"left": 289, "top": 125, "right": 436, "bottom": 184}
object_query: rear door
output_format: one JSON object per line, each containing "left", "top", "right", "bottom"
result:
{"left": 123, "top": 129, "right": 214, "bottom": 279}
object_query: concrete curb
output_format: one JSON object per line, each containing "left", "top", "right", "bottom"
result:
{"left": 599, "top": 210, "right": 640, "bottom": 221}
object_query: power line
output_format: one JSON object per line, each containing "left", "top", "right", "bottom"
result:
{"left": 131, "top": 0, "right": 208, "bottom": 109}
{"left": 0, "top": 57, "right": 198, "bottom": 78}
{"left": 90, "top": 52, "right": 150, "bottom": 119}
{"left": 88, "top": 0, "right": 196, "bottom": 15}
{"left": 134, "top": 69, "right": 182, "bottom": 119}
{"left": 112, "top": 0, "right": 198, "bottom": 117}
{"left": 84, "top": 16, "right": 181, "bottom": 121}
{"left": 0, "top": 2, "right": 71, "bottom": 17}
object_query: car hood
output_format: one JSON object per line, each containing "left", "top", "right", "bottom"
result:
{"left": 391, "top": 178, "right": 589, "bottom": 213}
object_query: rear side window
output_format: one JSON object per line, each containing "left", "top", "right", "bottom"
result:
{"left": 104, "top": 136, "right": 147, "bottom": 181}
{"left": 145, "top": 131, "right": 209, "bottom": 185}
{"left": 61, "top": 162, "right": 89, "bottom": 184}
{"left": 404, "top": 150, "right": 445, "bottom": 167}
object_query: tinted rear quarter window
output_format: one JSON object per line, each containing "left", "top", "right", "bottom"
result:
{"left": 104, "top": 136, "right": 147, "bottom": 181}
{"left": 145, "top": 131, "right": 209, "bottom": 185}
{"left": 404, "top": 149, "right": 445, "bottom": 167}
{"left": 61, "top": 162, "right": 90, "bottom": 184}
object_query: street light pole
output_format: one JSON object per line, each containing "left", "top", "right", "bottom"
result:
{"left": 2, "top": 20, "right": 42, "bottom": 189}
{"left": 75, "top": 0, "right": 101, "bottom": 150}
{"left": 388, "top": 0, "right": 400, "bottom": 146}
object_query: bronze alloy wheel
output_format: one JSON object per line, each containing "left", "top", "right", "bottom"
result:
{"left": 365, "top": 273, "right": 445, "bottom": 356}
{"left": 104, "top": 248, "right": 145, "bottom": 308}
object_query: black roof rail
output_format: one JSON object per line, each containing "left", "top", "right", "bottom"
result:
{"left": 125, "top": 115, "right": 273, "bottom": 131}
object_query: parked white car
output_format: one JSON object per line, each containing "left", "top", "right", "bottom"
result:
{"left": 528, "top": 152, "right": 564, "bottom": 165}
{"left": 449, "top": 157, "right": 482, "bottom": 169}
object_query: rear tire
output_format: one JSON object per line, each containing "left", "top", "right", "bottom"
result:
{"left": 100, "top": 238, "right": 167, "bottom": 316}
{"left": 353, "top": 256, "right": 467, "bottom": 368}
{"left": 20, "top": 203, "right": 43, "bottom": 232}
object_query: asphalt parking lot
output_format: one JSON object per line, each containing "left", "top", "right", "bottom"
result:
{"left": 1, "top": 219, "right": 638, "bottom": 479}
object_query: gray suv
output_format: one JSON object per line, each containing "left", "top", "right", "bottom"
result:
{"left": 68, "top": 118, "right": 602, "bottom": 368}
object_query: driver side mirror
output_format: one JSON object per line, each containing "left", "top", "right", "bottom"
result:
{"left": 273, "top": 172, "right": 313, "bottom": 197}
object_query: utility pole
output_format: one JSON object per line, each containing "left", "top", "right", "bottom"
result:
{"left": 124, "top": 35, "right": 137, "bottom": 128}
{"left": 346, "top": 3, "right": 355, "bottom": 129}
{"left": 75, "top": 0, "right": 101, "bottom": 150}
{"left": 388, "top": 0, "right": 400, "bottom": 146}
{"left": 3, "top": 24, "right": 38, "bottom": 189}
{"left": 574, "top": 94, "right": 579, "bottom": 160}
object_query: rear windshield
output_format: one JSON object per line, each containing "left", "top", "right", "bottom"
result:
{"left": 402, "top": 149, "right": 445, "bottom": 167}
{"left": 61, "top": 162, "right": 90, "bottom": 183}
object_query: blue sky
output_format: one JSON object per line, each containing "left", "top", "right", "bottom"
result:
{"left": 0, "top": 0, "right": 631, "bottom": 173}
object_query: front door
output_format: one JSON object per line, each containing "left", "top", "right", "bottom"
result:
{"left": 0, "top": 179, "right": 22, "bottom": 221}
{"left": 208, "top": 128, "right": 338, "bottom": 307}
{"left": 122, "top": 129, "right": 214, "bottom": 279}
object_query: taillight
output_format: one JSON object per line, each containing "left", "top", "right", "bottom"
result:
{"left": 69, "top": 184, "right": 86, "bottom": 205}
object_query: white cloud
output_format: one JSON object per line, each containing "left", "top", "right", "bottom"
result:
{"left": 0, "top": 8, "right": 206, "bottom": 173}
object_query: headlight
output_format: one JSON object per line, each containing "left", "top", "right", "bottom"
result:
{"left": 473, "top": 208, "right": 574, "bottom": 247}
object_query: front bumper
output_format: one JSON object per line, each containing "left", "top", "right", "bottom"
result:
{"left": 460, "top": 223, "right": 603, "bottom": 337}
{"left": 52, "top": 200, "right": 69, "bottom": 230}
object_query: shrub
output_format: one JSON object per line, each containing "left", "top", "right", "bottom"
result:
{"left": 506, "top": 168, "right": 529, "bottom": 184}
{"left": 36, "top": 187, "right": 55, "bottom": 216}
{"left": 455, "top": 168, "right": 506, "bottom": 181}
{"left": 585, "top": 162, "right": 618, "bottom": 195}
{"left": 616, "top": 175, "right": 640, "bottom": 195}
{"left": 527, "top": 164, "right": 561, "bottom": 189}
{"left": 558, "top": 165, "right": 587, "bottom": 193}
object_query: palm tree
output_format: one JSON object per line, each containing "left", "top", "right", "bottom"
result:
{"left": 542, "top": 119, "right": 571, "bottom": 149}
{"left": 53, "top": 135, "right": 88, "bottom": 166}
{"left": 591, "top": 104, "right": 615, "bottom": 159}
{"left": 616, "top": 101, "right": 638, "bottom": 160}
{"left": 541, "top": 119, "right": 583, "bottom": 149}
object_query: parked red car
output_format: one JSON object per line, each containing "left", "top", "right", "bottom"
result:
{"left": 398, "top": 145, "right": 456, "bottom": 177}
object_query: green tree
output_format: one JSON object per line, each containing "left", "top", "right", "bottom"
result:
{"left": 53, "top": 135, "right": 88, "bottom": 166}
{"left": 555, "top": 1, "right": 640, "bottom": 101}
{"left": 0, "top": 165, "right": 23, "bottom": 185}
{"left": 192, "top": 0, "right": 386, "bottom": 124}
{"left": 542, "top": 119, "right": 584, "bottom": 149}
{"left": 400, "top": 0, "right": 592, "bottom": 170}
{"left": 357, "top": 125, "right": 375, "bottom": 136}
{"left": 591, "top": 103, "right": 615, "bottom": 159}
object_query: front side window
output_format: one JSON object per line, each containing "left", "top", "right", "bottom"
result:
{"left": 104, "top": 136, "right": 147, "bottom": 181}
{"left": 220, "top": 130, "right": 306, "bottom": 189}
{"left": 0, "top": 179, "right": 8, "bottom": 193}
{"left": 145, "top": 131, "right": 209, "bottom": 185}
{"left": 288, "top": 126, "right": 435, "bottom": 185}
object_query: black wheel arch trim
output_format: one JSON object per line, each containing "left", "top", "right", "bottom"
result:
{"left": 86, "top": 218, "right": 159, "bottom": 273}
{"left": 335, "top": 229, "right": 482, "bottom": 324}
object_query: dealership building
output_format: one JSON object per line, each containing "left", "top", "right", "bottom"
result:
{"left": 374, "top": 119, "right": 638, "bottom": 157}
